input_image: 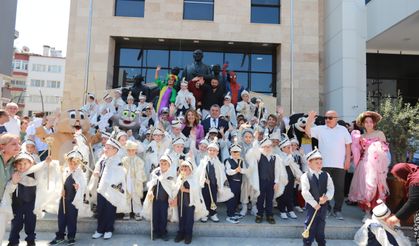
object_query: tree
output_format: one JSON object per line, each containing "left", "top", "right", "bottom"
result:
{"left": 373, "top": 96, "right": 419, "bottom": 164}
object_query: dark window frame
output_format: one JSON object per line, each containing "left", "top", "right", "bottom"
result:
{"left": 114, "top": 45, "right": 276, "bottom": 95}
{"left": 251, "top": 0, "right": 281, "bottom": 24}
{"left": 183, "top": 0, "right": 215, "bottom": 21}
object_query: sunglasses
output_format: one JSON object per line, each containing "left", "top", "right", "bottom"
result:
{"left": 325, "top": 116, "right": 338, "bottom": 120}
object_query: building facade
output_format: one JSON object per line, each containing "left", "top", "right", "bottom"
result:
{"left": 0, "top": 0, "right": 18, "bottom": 77}
{"left": 24, "top": 51, "right": 65, "bottom": 116}
{"left": 366, "top": 0, "right": 419, "bottom": 108}
{"left": 64, "top": 0, "right": 323, "bottom": 116}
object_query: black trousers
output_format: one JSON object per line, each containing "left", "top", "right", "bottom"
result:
{"left": 96, "top": 194, "right": 116, "bottom": 233}
{"left": 322, "top": 167, "right": 345, "bottom": 212}
{"left": 152, "top": 199, "right": 169, "bottom": 236}
{"left": 226, "top": 179, "right": 241, "bottom": 217}
{"left": 256, "top": 179, "right": 275, "bottom": 217}
{"left": 278, "top": 166, "right": 295, "bottom": 213}
{"left": 56, "top": 198, "right": 78, "bottom": 239}
{"left": 202, "top": 183, "right": 218, "bottom": 216}
{"left": 303, "top": 204, "right": 327, "bottom": 246}
{"left": 9, "top": 200, "right": 36, "bottom": 244}
{"left": 177, "top": 204, "right": 195, "bottom": 237}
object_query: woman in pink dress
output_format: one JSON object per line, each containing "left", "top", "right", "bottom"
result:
{"left": 348, "top": 111, "right": 390, "bottom": 222}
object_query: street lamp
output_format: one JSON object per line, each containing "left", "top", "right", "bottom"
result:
{"left": 290, "top": 0, "right": 295, "bottom": 114}
{"left": 83, "top": 0, "right": 94, "bottom": 105}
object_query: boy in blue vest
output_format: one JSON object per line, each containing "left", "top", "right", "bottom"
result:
{"left": 49, "top": 150, "right": 86, "bottom": 245}
{"left": 225, "top": 143, "right": 244, "bottom": 224}
{"left": 300, "top": 149, "right": 335, "bottom": 246}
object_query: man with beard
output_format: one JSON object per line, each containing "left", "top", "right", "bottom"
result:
{"left": 201, "top": 78, "right": 225, "bottom": 119}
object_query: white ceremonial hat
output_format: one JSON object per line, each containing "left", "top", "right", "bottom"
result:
{"left": 208, "top": 127, "right": 219, "bottom": 134}
{"left": 180, "top": 77, "right": 188, "bottom": 86}
{"left": 125, "top": 140, "right": 138, "bottom": 150}
{"left": 101, "top": 130, "right": 111, "bottom": 139}
{"left": 25, "top": 139, "right": 36, "bottom": 146}
{"left": 180, "top": 160, "right": 193, "bottom": 171}
{"left": 139, "top": 91, "right": 146, "bottom": 100}
{"left": 161, "top": 107, "right": 169, "bottom": 113}
{"left": 269, "top": 131, "right": 281, "bottom": 140}
{"left": 160, "top": 154, "right": 172, "bottom": 166}
{"left": 208, "top": 138, "right": 219, "bottom": 151}
{"left": 116, "top": 131, "right": 128, "bottom": 140}
{"left": 372, "top": 200, "right": 391, "bottom": 220}
{"left": 65, "top": 149, "right": 84, "bottom": 161}
{"left": 152, "top": 128, "right": 165, "bottom": 135}
{"left": 106, "top": 137, "right": 122, "bottom": 150}
{"left": 224, "top": 92, "right": 231, "bottom": 100}
{"left": 260, "top": 137, "right": 272, "bottom": 147}
{"left": 171, "top": 120, "right": 182, "bottom": 129}
{"left": 278, "top": 135, "right": 291, "bottom": 149}
{"left": 127, "top": 91, "right": 134, "bottom": 100}
{"left": 87, "top": 93, "right": 95, "bottom": 99}
{"left": 103, "top": 92, "right": 112, "bottom": 100}
{"left": 290, "top": 138, "right": 299, "bottom": 145}
{"left": 15, "top": 151, "right": 35, "bottom": 163}
{"left": 305, "top": 148, "right": 322, "bottom": 161}
{"left": 199, "top": 139, "right": 209, "bottom": 146}
{"left": 172, "top": 137, "right": 185, "bottom": 146}
{"left": 229, "top": 143, "right": 242, "bottom": 152}
{"left": 241, "top": 90, "right": 249, "bottom": 97}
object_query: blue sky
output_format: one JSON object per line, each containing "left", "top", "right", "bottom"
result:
{"left": 14, "top": 0, "right": 70, "bottom": 56}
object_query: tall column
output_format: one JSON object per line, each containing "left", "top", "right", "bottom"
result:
{"left": 323, "top": 0, "right": 367, "bottom": 121}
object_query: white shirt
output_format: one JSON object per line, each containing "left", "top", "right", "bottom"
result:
{"left": 4, "top": 115, "right": 20, "bottom": 136}
{"left": 210, "top": 118, "right": 219, "bottom": 128}
{"left": 310, "top": 124, "right": 352, "bottom": 169}
{"left": 300, "top": 168, "right": 335, "bottom": 208}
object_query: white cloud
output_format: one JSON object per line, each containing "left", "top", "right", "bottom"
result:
{"left": 14, "top": 0, "right": 70, "bottom": 56}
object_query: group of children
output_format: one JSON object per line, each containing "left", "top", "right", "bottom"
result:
{"left": 0, "top": 73, "right": 413, "bottom": 246}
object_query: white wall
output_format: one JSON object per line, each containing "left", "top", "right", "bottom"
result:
{"left": 323, "top": 0, "right": 367, "bottom": 122}
{"left": 367, "top": 0, "right": 419, "bottom": 40}
{"left": 25, "top": 56, "right": 65, "bottom": 115}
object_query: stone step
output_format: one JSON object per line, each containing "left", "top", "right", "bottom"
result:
{"left": 6, "top": 204, "right": 414, "bottom": 241}
{"left": 2, "top": 232, "right": 359, "bottom": 246}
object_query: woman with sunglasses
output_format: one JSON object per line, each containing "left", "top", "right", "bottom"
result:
{"left": 348, "top": 111, "right": 389, "bottom": 222}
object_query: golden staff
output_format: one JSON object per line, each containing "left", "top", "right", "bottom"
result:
{"left": 302, "top": 208, "right": 318, "bottom": 238}
{"left": 45, "top": 137, "right": 54, "bottom": 190}
{"left": 180, "top": 173, "right": 186, "bottom": 218}
{"left": 205, "top": 167, "right": 217, "bottom": 210}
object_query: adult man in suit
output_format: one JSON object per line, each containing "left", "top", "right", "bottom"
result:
{"left": 202, "top": 104, "right": 229, "bottom": 135}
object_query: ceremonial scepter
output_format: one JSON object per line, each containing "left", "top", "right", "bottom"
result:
{"left": 45, "top": 137, "right": 54, "bottom": 190}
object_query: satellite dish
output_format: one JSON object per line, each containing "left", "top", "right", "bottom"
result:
{"left": 22, "top": 46, "right": 30, "bottom": 52}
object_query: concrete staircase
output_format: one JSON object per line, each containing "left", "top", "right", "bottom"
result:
{"left": 19, "top": 204, "right": 367, "bottom": 240}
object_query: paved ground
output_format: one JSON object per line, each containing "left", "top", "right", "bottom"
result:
{"left": 1, "top": 232, "right": 357, "bottom": 246}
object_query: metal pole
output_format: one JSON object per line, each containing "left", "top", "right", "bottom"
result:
{"left": 290, "top": 0, "right": 295, "bottom": 114}
{"left": 83, "top": 0, "right": 93, "bottom": 105}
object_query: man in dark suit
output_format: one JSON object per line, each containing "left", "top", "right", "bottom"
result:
{"left": 202, "top": 104, "right": 229, "bottom": 135}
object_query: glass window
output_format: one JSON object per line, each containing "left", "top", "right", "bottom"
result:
{"left": 234, "top": 72, "right": 249, "bottom": 90}
{"left": 30, "top": 79, "right": 45, "bottom": 87}
{"left": 170, "top": 50, "right": 193, "bottom": 69}
{"left": 47, "top": 80, "right": 61, "bottom": 88}
{"left": 251, "top": 54, "right": 272, "bottom": 72}
{"left": 32, "top": 64, "right": 46, "bottom": 72}
{"left": 203, "top": 52, "right": 223, "bottom": 67}
{"left": 48, "top": 65, "right": 61, "bottom": 73}
{"left": 183, "top": 0, "right": 214, "bottom": 21}
{"left": 115, "top": 47, "right": 275, "bottom": 94}
{"left": 115, "top": 0, "right": 145, "bottom": 17}
{"left": 251, "top": 73, "right": 272, "bottom": 93}
{"left": 251, "top": 0, "right": 280, "bottom": 24}
{"left": 120, "top": 48, "right": 143, "bottom": 67}
{"left": 225, "top": 53, "right": 249, "bottom": 71}
{"left": 145, "top": 50, "right": 169, "bottom": 68}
